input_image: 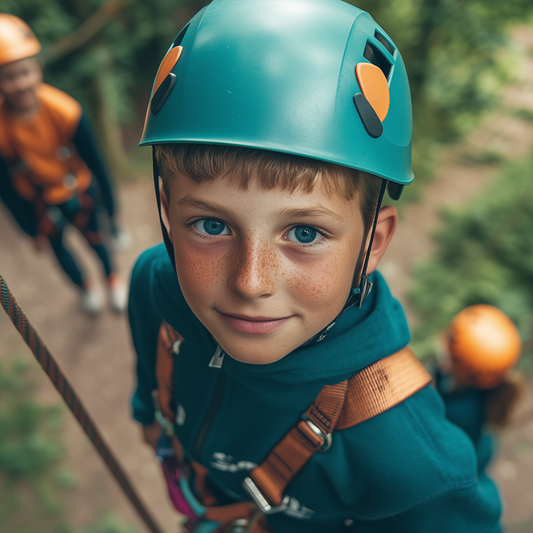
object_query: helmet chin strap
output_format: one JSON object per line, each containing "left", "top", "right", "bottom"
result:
{"left": 153, "top": 148, "right": 178, "bottom": 270}
{"left": 348, "top": 177, "right": 388, "bottom": 309}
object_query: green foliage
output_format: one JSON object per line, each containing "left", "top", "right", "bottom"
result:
{"left": 350, "top": 0, "right": 533, "bottom": 187}
{"left": 0, "top": 358, "right": 68, "bottom": 530}
{"left": 76, "top": 513, "right": 137, "bottom": 533}
{"left": 3, "top": 0, "right": 533, "bottom": 182}
{"left": 2, "top": 0, "right": 186, "bottom": 122}
{"left": 0, "top": 358, "right": 138, "bottom": 532}
{"left": 0, "top": 359, "right": 64, "bottom": 480}
{"left": 408, "top": 152, "right": 533, "bottom": 366}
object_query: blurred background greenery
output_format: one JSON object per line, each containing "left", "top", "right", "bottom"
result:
{"left": 2, "top": 0, "right": 533, "bottom": 530}
{"left": 0, "top": 358, "right": 136, "bottom": 533}
{"left": 2, "top": 0, "right": 531, "bottom": 182}
{"left": 2, "top": 0, "right": 532, "bottom": 185}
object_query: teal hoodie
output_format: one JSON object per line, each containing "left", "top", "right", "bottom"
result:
{"left": 129, "top": 244, "right": 502, "bottom": 532}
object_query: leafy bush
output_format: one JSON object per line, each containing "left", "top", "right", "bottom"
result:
{"left": 76, "top": 512, "right": 137, "bottom": 533}
{"left": 0, "top": 361, "right": 63, "bottom": 479}
{"left": 351, "top": 0, "right": 533, "bottom": 193}
{"left": 4, "top": 0, "right": 533, "bottom": 182}
{"left": 408, "top": 152, "right": 533, "bottom": 370}
{"left": 0, "top": 358, "right": 138, "bottom": 532}
{"left": 0, "top": 358, "right": 67, "bottom": 530}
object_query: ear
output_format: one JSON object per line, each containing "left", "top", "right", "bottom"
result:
{"left": 365, "top": 205, "right": 397, "bottom": 274}
{"left": 159, "top": 177, "right": 174, "bottom": 243}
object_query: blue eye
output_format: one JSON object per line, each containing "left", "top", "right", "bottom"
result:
{"left": 287, "top": 226, "right": 321, "bottom": 244}
{"left": 193, "top": 218, "right": 229, "bottom": 236}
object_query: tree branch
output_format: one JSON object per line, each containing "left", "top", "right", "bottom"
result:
{"left": 43, "top": 0, "right": 133, "bottom": 62}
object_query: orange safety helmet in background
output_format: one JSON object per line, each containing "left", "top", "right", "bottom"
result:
{"left": 0, "top": 14, "right": 41, "bottom": 67}
{"left": 446, "top": 304, "right": 522, "bottom": 389}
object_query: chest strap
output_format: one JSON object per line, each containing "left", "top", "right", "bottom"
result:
{"left": 155, "top": 322, "right": 432, "bottom": 526}
{"left": 244, "top": 346, "right": 431, "bottom": 510}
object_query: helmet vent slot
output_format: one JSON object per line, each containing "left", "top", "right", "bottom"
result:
{"left": 374, "top": 31, "right": 395, "bottom": 56}
{"left": 363, "top": 41, "right": 391, "bottom": 80}
{"left": 173, "top": 23, "right": 190, "bottom": 47}
{"left": 151, "top": 73, "right": 177, "bottom": 115}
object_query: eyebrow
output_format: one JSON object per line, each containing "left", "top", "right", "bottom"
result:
{"left": 176, "top": 197, "right": 345, "bottom": 223}
{"left": 278, "top": 206, "right": 346, "bottom": 223}
{"left": 176, "top": 197, "right": 236, "bottom": 219}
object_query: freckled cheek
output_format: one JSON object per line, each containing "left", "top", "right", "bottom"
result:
{"left": 173, "top": 240, "right": 229, "bottom": 302}
{"left": 286, "top": 247, "right": 357, "bottom": 310}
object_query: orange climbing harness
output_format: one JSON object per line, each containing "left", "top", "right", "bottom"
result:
{"left": 155, "top": 321, "right": 432, "bottom": 533}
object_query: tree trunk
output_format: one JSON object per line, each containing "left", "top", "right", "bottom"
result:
{"left": 90, "top": 48, "right": 130, "bottom": 180}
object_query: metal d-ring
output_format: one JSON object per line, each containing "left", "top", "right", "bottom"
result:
{"left": 301, "top": 413, "right": 332, "bottom": 452}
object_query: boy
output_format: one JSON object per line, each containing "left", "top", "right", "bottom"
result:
{"left": 0, "top": 14, "right": 126, "bottom": 313}
{"left": 129, "top": 1, "right": 502, "bottom": 531}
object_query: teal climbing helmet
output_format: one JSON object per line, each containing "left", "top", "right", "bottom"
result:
{"left": 140, "top": 0, "right": 413, "bottom": 190}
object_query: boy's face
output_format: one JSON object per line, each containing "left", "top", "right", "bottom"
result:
{"left": 161, "top": 172, "right": 373, "bottom": 365}
{"left": 0, "top": 57, "right": 42, "bottom": 114}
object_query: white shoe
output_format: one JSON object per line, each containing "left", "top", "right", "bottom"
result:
{"left": 80, "top": 283, "right": 105, "bottom": 314}
{"left": 107, "top": 274, "right": 127, "bottom": 313}
{"left": 113, "top": 227, "right": 131, "bottom": 251}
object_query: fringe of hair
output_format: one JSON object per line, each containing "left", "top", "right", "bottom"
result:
{"left": 155, "top": 144, "right": 383, "bottom": 230}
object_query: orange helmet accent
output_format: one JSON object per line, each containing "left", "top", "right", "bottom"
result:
{"left": 153, "top": 46, "right": 183, "bottom": 94}
{"left": 355, "top": 63, "right": 390, "bottom": 122}
{"left": 0, "top": 14, "right": 41, "bottom": 67}
{"left": 446, "top": 304, "right": 522, "bottom": 389}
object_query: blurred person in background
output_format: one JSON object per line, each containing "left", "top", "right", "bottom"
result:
{"left": 0, "top": 13, "right": 128, "bottom": 314}
{"left": 434, "top": 304, "right": 525, "bottom": 473}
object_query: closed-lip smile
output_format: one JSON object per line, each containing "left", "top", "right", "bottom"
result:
{"left": 216, "top": 309, "right": 292, "bottom": 334}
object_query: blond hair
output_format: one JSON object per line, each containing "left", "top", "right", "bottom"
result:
{"left": 155, "top": 144, "right": 383, "bottom": 230}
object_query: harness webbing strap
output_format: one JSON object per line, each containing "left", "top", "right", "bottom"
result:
{"left": 248, "top": 348, "right": 431, "bottom": 508}
{"left": 337, "top": 346, "right": 432, "bottom": 429}
{"left": 249, "top": 381, "right": 348, "bottom": 507}
{"left": 156, "top": 321, "right": 181, "bottom": 422}
{"left": 0, "top": 274, "right": 164, "bottom": 533}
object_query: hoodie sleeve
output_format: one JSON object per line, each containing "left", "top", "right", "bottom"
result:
{"left": 341, "top": 385, "right": 503, "bottom": 532}
{"left": 368, "top": 471, "right": 501, "bottom": 532}
{"left": 72, "top": 112, "right": 116, "bottom": 218}
{"left": 128, "top": 246, "right": 164, "bottom": 425}
{"left": 0, "top": 153, "right": 38, "bottom": 237}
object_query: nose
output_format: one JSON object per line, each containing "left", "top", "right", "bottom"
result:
{"left": 228, "top": 236, "right": 277, "bottom": 301}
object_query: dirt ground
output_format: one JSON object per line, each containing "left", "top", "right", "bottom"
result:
{"left": 2, "top": 26, "right": 533, "bottom": 533}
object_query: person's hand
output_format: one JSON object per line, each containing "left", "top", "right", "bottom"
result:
{"left": 142, "top": 421, "right": 162, "bottom": 450}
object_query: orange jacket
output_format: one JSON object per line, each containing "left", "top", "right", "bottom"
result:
{"left": 0, "top": 83, "right": 91, "bottom": 205}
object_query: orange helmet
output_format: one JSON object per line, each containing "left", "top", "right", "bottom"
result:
{"left": 446, "top": 304, "right": 522, "bottom": 389}
{"left": 0, "top": 14, "right": 41, "bottom": 67}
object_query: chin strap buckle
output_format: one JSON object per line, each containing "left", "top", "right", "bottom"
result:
{"left": 356, "top": 275, "right": 373, "bottom": 308}
{"left": 209, "top": 345, "right": 225, "bottom": 368}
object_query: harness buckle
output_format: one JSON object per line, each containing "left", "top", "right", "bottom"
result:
{"left": 242, "top": 477, "right": 289, "bottom": 514}
{"left": 300, "top": 413, "right": 332, "bottom": 452}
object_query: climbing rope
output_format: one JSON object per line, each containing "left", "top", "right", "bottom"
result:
{"left": 0, "top": 273, "right": 164, "bottom": 533}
